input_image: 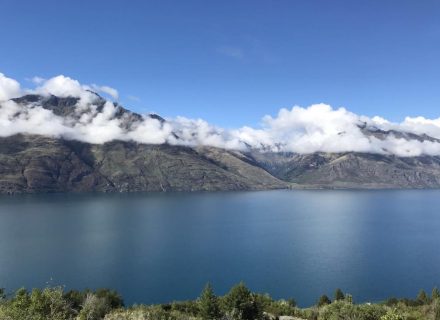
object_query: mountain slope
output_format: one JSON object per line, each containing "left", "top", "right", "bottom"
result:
{"left": 247, "top": 151, "right": 440, "bottom": 189}
{"left": 2, "top": 93, "right": 440, "bottom": 193}
{"left": 0, "top": 134, "right": 287, "bottom": 194}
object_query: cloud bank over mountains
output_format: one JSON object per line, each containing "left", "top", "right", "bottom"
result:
{"left": 1, "top": 72, "right": 440, "bottom": 157}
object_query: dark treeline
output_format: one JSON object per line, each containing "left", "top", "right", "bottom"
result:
{"left": 0, "top": 283, "right": 439, "bottom": 320}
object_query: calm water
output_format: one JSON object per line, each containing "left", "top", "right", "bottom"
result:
{"left": 0, "top": 190, "right": 440, "bottom": 306}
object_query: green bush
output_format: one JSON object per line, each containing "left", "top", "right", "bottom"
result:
{"left": 319, "top": 300, "right": 387, "bottom": 320}
{"left": 64, "top": 289, "right": 87, "bottom": 312}
{"left": 172, "top": 300, "right": 200, "bottom": 316}
{"left": 385, "top": 297, "right": 399, "bottom": 306}
{"left": 0, "top": 286, "right": 125, "bottom": 320}
{"left": 78, "top": 293, "right": 113, "bottom": 320}
{"left": 253, "top": 294, "right": 297, "bottom": 317}
{"left": 433, "top": 298, "right": 440, "bottom": 320}
{"left": 2, "top": 284, "right": 440, "bottom": 320}
{"left": 95, "top": 288, "right": 124, "bottom": 309}
{"left": 380, "top": 308, "right": 404, "bottom": 320}
{"left": 104, "top": 305, "right": 194, "bottom": 320}
{"left": 0, "top": 287, "right": 74, "bottom": 320}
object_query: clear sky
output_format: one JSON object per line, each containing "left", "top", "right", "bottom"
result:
{"left": 1, "top": 0, "right": 439, "bottom": 127}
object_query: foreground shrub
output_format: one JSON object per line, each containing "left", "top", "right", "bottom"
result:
{"left": 2, "top": 283, "right": 440, "bottom": 320}
{"left": 78, "top": 293, "right": 113, "bottom": 320}
{"left": 0, "top": 286, "right": 74, "bottom": 320}
{"left": 253, "top": 294, "right": 298, "bottom": 318}
{"left": 319, "top": 300, "right": 387, "bottom": 320}
{"left": 171, "top": 300, "right": 200, "bottom": 316}
{"left": 104, "top": 305, "right": 197, "bottom": 320}
{"left": 380, "top": 308, "right": 404, "bottom": 320}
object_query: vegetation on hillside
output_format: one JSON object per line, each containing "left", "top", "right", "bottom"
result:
{"left": 1, "top": 283, "right": 439, "bottom": 320}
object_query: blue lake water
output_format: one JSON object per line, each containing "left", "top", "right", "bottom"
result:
{"left": 0, "top": 190, "right": 439, "bottom": 306}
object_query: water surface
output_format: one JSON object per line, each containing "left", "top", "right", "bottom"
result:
{"left": 0, "top": 190, "right": 439, "bottom": 306}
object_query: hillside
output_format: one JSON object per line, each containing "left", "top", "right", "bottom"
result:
{"left": 2, "top": 94, "right": 440, "bottom": 193}
{"left": 247, "top": 151, "right": 440, "bottom": 189}
{"left": 0, "top": 134, "right": 286, "bottom": 194}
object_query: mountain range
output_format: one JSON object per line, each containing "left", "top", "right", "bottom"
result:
{"left": 2, "top": 94, "right": 440, "bottom": 194}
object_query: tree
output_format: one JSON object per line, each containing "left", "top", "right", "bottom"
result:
{"left": 199, "top": 283, "right": 221, "bottom": 320}
{"left": 0, "top": 287, "right": 73, "bottom": 320}
{"left": 433, "top": 287, "right": 440, "bottom": 301}
{"left": 64, "top": 289, "right": 88, "bottom": 312}
{"left": 223, "top": 282, "right": 261, "bottom": 320}
{"left": 0, "top": 288, "right": 5, "bottom": 301}
{"left": 29, "top": 286, "right": 72, "bottom": 320}
{"left": 334, "top": 288, "right": 345, "bottom": 301}
{"left": 317, "top": 294, "right": 331, "bottom": 307}
{"left": 385, "top": 297, "right": 398, "bottom": 306}
{"left": 286, "top": 298, "right": 296, "bottom": 308}
{"left": 95, "top": 288, "right": 124, "bottom": 309}
{"left": 416, "top": 289, "right": 429, "bottom": 305}
{"left": 6, "top": 288, "right": 31, "bottom": 320}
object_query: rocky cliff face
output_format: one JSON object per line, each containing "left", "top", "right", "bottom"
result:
{"left": 2, "top": 94, "right": 440, "bottom": 193}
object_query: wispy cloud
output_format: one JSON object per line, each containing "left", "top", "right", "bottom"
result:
{"left": 26, "top": 76, "right": 45, "bottom": 85}
{"left": 127, "top": 95, "right": 141, "bottom": 102}
{"left": 91, "top": 84, "right": 119, "bottom": 100}
{"left": 216, "top": 45, "right": 244, "bottom": 59}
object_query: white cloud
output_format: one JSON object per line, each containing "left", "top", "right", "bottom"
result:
{"left": 0, "top": 100, "right": 70, "bottom": 137}
{"left": 35, "top": 75, "right": 84, "bottom": 97}
{"left": 91, "top": 84, "right": 119, "bottom": 100}
{"left": 2, "top": 72, "right": 440, "bottom": 157}
{"left": 400, "top": 116, "right": 440, "bottom": 138}
{"left": 30, "top": 76, "right": 45, "bottom": 85}
{"left": 0, "top": 73, "right": 22, "bottom": 101}
{"left": 31, "top": 75, "right": 118, "bottom": 102}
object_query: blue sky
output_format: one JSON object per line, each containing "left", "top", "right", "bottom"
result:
{"left": 1, "top": 0, "right": 439, "bottom": 127}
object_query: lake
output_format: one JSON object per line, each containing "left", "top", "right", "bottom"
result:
{"left": 0, "top": 190, "right": 439, "bottom": 306}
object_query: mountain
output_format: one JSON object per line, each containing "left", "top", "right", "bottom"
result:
{"left": 246, "top": 151, "right": 440, "bottom": 189}
{"left": 0, "top": 134, "right": 288, "bottom": 194}
{"left": 1, "top": 94, "right": 440, "bottom": 194}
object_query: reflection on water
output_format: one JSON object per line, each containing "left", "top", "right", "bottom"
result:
{"left": 0, "top": 190, "right": 439, "bottom": 306}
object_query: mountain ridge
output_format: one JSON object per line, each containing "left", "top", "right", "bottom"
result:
{"left": 2, "top": 94, "right": 440, "bottom": 193}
